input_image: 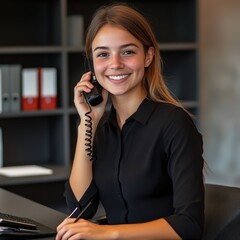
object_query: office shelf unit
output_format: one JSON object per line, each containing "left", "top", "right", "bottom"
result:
{"left": 0, "top": 0, "right": 198, "bottom": 211}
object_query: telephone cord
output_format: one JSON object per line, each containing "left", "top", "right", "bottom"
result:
{"left": 84, "top": 105, "right": 95, "bottom": 161}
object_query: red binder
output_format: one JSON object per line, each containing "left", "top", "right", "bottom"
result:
{"left": 39, "top": 68, "right": 57, "bottom": 110}
{"left": 22, "top": 68, "right": 39, "bottom": 111}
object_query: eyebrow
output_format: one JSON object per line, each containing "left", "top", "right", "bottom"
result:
{"left": 93, "top": 43, "right": 139, "bottom": 52}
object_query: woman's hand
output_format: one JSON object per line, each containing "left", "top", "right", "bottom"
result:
{"left": 74, "top": 71, "right": 108, "bottom": 124}
{"left": 55, "top": 218, "right": 117, "bottom": 240}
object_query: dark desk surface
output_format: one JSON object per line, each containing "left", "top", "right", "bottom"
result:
{"left": 0, "top": 187, "right": 67, "bottom": 239}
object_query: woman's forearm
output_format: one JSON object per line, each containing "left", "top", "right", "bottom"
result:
{"left": 107, "top": 218, "right": 181, "bottom": 240}
{"left": 69, "top": 123, "right": 94, "bottom": 201}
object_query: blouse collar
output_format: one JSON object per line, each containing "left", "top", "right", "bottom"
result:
{"left": 102, "top": 98, "right": 158, "bottom": 127}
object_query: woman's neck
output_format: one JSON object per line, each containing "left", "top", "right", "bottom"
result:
{"left": 112, "top": 90, "right": 147, "bottom": 129}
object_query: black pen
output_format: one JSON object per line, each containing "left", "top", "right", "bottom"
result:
{"left": 73, "top": 201, "right": 92, "bottom": 223}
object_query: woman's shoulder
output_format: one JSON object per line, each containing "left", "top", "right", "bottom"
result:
{"left": 152, "top": 101, "right": 188, "bottom": 117}
{"left": 152, "top": 101, "right": 197, "bottom": 128}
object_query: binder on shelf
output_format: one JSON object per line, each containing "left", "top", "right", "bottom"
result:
{"left": 0, "top": 65, "right": 21, "bottom": 112}
{"left": 10, "top": 65, "right": 21, "bottom": 111}
{"left": 39, "top": 67, "right": 57, "bottom": 110}
{"left": 67, "top": 15, "right": 84, "bottom": 46}
{"left": 0, "top": 65, "right": 10, "bottom": 112}
{"left": 22, "top": 68, "right": 39, "bottom": 111}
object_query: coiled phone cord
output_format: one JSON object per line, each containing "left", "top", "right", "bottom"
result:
{"left": 84, "top": 104, "right": 95, "bottom": 161}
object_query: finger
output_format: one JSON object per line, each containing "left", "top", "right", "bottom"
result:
{"left": 56, "top": 222, "right": 85, "bottom": 240}
{"left": 76, "top": 81, "right": 94, "bottom": 91}
{"left": 74, "top": 84, "right": 91, "bottom": 97}
{"left": 74, "top": 80, "right": 95, "bottom": 99}
{"left": 56, "top": 218, "right": 74, "bottom": 232}
{"left": 78, "top": 71, "right": 94, "bottom": 88}
{"left": 56, "top": 219, "right": 75, "bottom": 240}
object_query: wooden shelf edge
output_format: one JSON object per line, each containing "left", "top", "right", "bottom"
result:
{"left": 0, "top": 108, "right": 65, "bottom": 119}
{"left": 159, "top": 42, "right": 198, "bottom": 51}
{"left": 0, "top": 46, "right": 63, "bottom": 54}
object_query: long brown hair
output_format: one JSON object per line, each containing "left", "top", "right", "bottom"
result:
{"left": 85, "top": 2, "right": 182, "bottom": 108}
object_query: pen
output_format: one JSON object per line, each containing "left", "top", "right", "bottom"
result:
{"left": 73, "top": 201, "right": 92, "bottom": 223}
{"left": 68, "top": 207, "right": 79, "bottom": 218}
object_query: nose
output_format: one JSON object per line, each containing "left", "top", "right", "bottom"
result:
{"left": 110, "top": 55, "right": 124, "bottom": 69}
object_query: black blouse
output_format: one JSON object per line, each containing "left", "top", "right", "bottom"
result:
{"left": 64, "top": 98, "right": 205, "bottom": 239}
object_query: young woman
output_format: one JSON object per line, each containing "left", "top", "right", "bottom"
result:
{"left": 56, "top": 3, "right": 204, "bottom": 240}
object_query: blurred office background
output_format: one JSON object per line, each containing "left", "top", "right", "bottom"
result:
{"left": 199, "top": 0, "right": 240, "bottom": 187}
{"left": 0, "top": 0, "right": 239, "bottom": 193}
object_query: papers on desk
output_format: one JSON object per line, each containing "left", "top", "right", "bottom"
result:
{"left": 0, "top": 165, "right": 53, "bottom": 177}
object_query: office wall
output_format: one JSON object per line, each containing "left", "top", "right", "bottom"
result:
{"left": 199, "top": 0, "right": 240, "bottom": 187}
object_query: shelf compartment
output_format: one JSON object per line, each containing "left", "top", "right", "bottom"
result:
{"left": 68, "top": 52, "right": 86, "bottom": 108}
{"left": 67, "top": 0, "right": 196, "bottom": 43}
{"left": 161, "top": 50, "right": 197, "bottom": 102}
{"left": 1, "top": 116, "right": 65, "bottom": 166}
{"left": 69, "top": 114, "right": 79, "bottom": 162}
{"left": 0, "top": 53, "right": 64, "bottom": 108}
{"left": 136, "top": 0, "right": 196, "bottom": 43}
{"left": 0, "top": 0, "right": 61, "bottom": 46}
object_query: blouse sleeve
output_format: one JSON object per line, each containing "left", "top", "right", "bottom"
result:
{"left": 64, "top": 180, "right": 99, "bottom": 219}
{"left": 163, "top": 108, "right": 205, "bottom": 239}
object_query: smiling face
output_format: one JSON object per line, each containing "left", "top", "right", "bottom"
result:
{"left": 91, "top": 24, "right": 154, "bottom": 100}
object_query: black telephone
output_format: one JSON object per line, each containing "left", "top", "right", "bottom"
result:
{"left": 83, "top": 58, "right": 103, "bottom": 106}
{"left": 83, "top": 58, "right": 103, "bottom": 161}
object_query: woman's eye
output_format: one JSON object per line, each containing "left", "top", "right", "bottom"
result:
{"left": 96, "top": 52, "right": 109, "bottom": 57}
{"left": 123, "top": 50, "right": 135, "bottom": 55}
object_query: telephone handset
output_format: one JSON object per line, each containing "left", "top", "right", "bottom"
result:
{"left": 83, "top": 58, "right": 103, "bottom": 161}
{"left": 83, "top": 59, "right": 103, "bottom": 106}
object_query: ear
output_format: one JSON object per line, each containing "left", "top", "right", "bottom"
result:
{"left": 145, "top": 47, "right": 155, "bottom": 67}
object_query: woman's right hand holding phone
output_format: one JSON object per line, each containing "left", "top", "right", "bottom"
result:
{"left": 74, "top": 71, "right": 108, "bottom": 127}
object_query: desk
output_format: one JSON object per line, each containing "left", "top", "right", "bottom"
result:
{"left": 0, "top": 166, "right": 69, "bottom": 213}
{"left": 0, "top": 188, "right": 67, "bottom": 239}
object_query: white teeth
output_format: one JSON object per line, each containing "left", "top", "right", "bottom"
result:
{"left": 109, "top": 74, "right": 128, "bottom": 80}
